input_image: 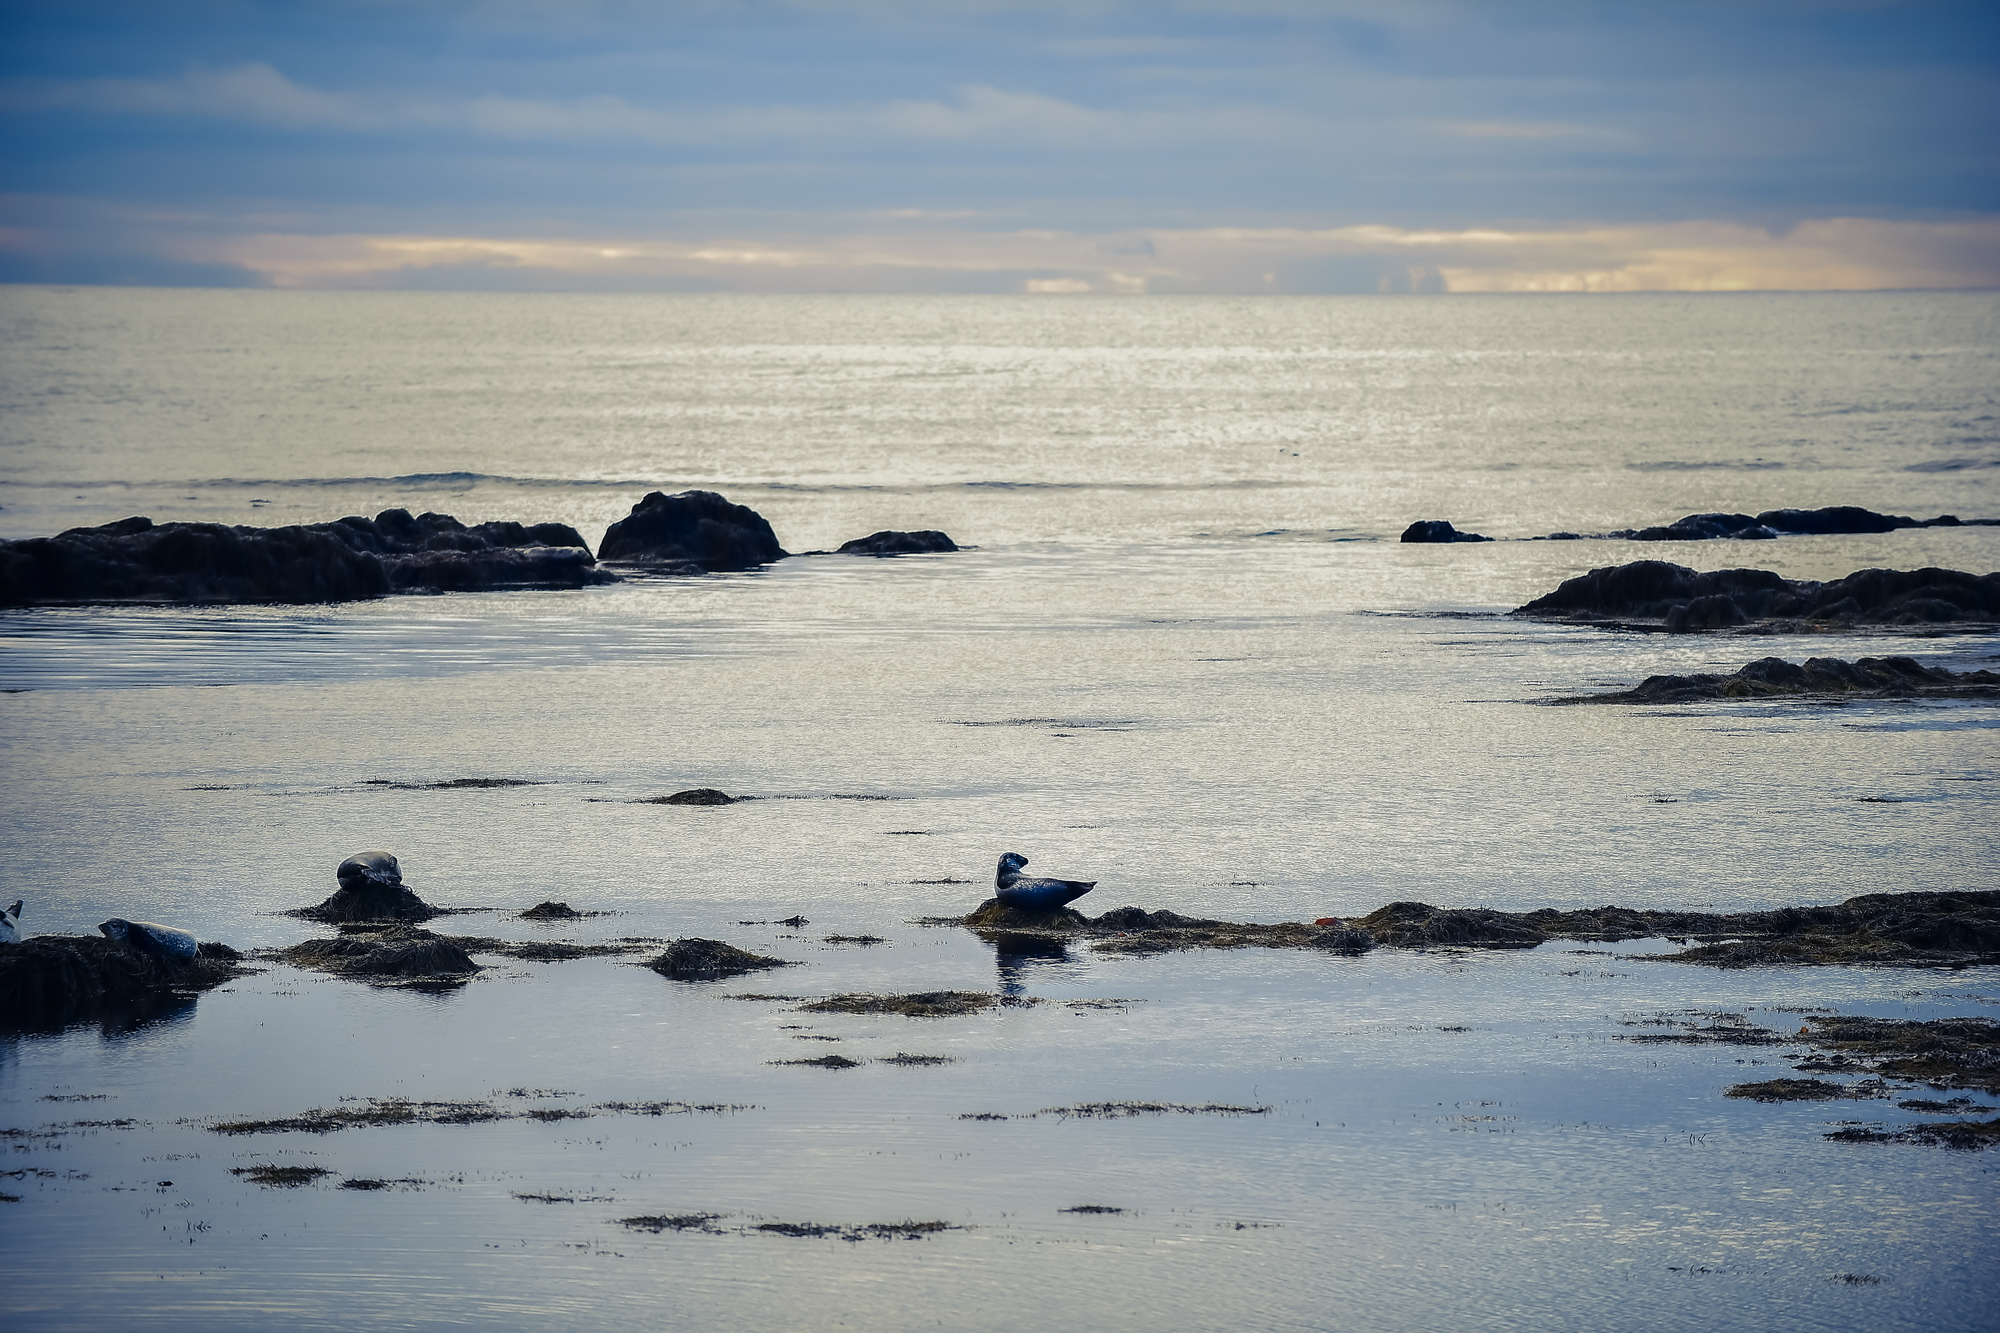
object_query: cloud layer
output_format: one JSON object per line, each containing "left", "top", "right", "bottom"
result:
{"left": 1, "top": 1, "right": 1995, "bottom": 291}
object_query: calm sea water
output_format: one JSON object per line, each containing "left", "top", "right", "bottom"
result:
{"left": 1, "top": 288, "right": 1996, "bottom": 1331}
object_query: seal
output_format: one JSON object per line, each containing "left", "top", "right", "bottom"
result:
{"left": 337, "top": 851, "right": 404, "bottom": 892}
{"left": 0, "top": 899, "right": 21, "bottom": 945}
{"left": 98, "top": 917, "right": 200, "bottom": 961}
{"left": 994, "top": 852, "right": 1096, "bottom": 913}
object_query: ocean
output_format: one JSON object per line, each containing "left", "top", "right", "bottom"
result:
{"left": 1, "top": 286, "right": 1996, "bottom": 1331}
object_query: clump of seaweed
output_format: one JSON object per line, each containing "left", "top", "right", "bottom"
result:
{"left": 494, "top": 940, "right": 654, "bottom": 962}
{"left": 231, "top": 1164, "right": 332, "bottom": 1187}
{"left": 272, "top": 926, "right": 481, "bottom": 986}
{"left": 638, "top": 788, "right": 738, "bottom": 806}
{"left": 878, "top": 1053, "right": 955, "bottom": 1066}
{"left": 1041, "top": 1102, "right": 1272, "bottom": 1119}
{"left": 621, "top": 1213, "right": 725, "bottom": 1232}
{"left": 769, "top": 1055, "right": 863, "bottom": 1069}
{"left": 1724, "top": 1078, "right": 1886, "bottom": 1103}
{"left": 1794, "top": 1016, "right": 2000, "bottom": 1094}
{"left": 1824, "top": 1119, "right": 2000, "bottom": 1150}
{"left": 646, "top": 939, "right": 794, "bottom": 981}
{"left": 518, "top": 901, "right": 582, "bottom": 920}
{"left": 212, "top": 1096, "right": 748, "bottom": 1136}
{"left": 340, "top": 1177, "right": 427, "bottom": 1191}
{"left": 1619, "top": 1012, "right": 1788, "bottom": 1046}
{"left": 962, "top": 899, "right": 1094, "bottom": 930}
{"left": 513, "top": 1190, "right": 613, "bottom": 1203}
{"left": 800, "top": 991, "right": 1003, "bottom": 1017}
{"left": 1350, "top": 902, "right": 1545, "bottom": 949}
{"left": 0, "top": 934, "right": 252, "bottom": 1029}
{"left": 290, "top": 878, "right": 442, "bottom": 924}
{"left": 753, "top": 1219, "right": 956, "bottom": 1241}
{"left": 616, "top": 1214, "right": 956, "bottom": 1241}
{"left": 1061, "top": 1205, "right": 1125, "bottom": 1214}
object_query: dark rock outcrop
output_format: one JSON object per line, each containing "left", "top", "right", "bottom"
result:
{"left": 638, "top": 788, "right": 738, "bottom": 806}
{"left": 275, "top": 925, "right": 480, "bottom": 985}
{"left": 597, "top": 491, "right": 785, "bottom": 572}
{"left": 1559, "top": 506, "right": 1987, "bottom": 543}
{"left": 1349, "top": 902, "right": 1547, "bottom": 948}
{"left": 1514, "top": 560, "right": 2000, "bottom": 629}
{"left": 519, "top": 901, "right": 582, "bottom": 920}
{"left": 1401, "top": 520, "right": 1492, "bottom": 543}
{"left": 293, "top": 853, "right": 441, "bottom": 924}
{"left": 0, "top": 934, "right": 248, "bottom": 1028}
{"left": 930, "top": 888, "right": 2000, "bottom": 969}
{"left": 0, "top": 509, "right": 610, "bottom": 607}
{"left": 645, "top": 938, "right": 793, "bottom": 980}
{"left": 1553, "top": 654, "right": 2000, "bottom": 704}
{"left": 835, "top": 530, "right": 959, "bottom": 556}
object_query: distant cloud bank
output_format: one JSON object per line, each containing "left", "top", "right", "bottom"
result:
{"left": 7, "top": 212, "right": 1988, "bottom": 294}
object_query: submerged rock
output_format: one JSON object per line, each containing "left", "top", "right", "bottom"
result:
{"left": 1558, "top": 506, "right": 1987, "bottom": 542}
{"left": 1514, "top": 560, "right": 2000, "bottom": 630}
{"left": 0, "top": 509, "right": 611, "bottom": 607}
{"left": 835, "top": 530, "right": 959, "bottom": 556}
{"left": 597, "top": 490, "right": 785, "bottom": 572}
{"left": 1551, "top": 654, "right": 2000, "bottom": 704}
{"left": 0, "top": 934, "right": 248, "bottom": 1028}
{"left": 1400, "top": 520, "right": 1492, "bottom": 543}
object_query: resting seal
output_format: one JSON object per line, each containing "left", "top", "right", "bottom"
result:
{"left": 98, "top": 917, "right": 200, "bottom": 961}
{"left": 994, "top": 852, "right": 1096, "bottom": 913}
{"left": 337, "top": 851, "right": 403, "bottom": 892}
{"left": 0, "top": 899, "right": 20, "bottom": 945}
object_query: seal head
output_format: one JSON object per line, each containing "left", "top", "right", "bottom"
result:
{"left": 994, "top": 852, "right": 1096, "bottom": 913}
{"left": 0, "top": 899, "right": 20, "bottom": 945}
{"left": 337, "top": 851, "right": 403, "bottom": 892}
{"left": 98, "top": 918, "right": 200, "bottom": 961}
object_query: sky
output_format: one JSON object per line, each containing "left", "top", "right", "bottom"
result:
{"left": 1, "top": 0, "right": 1996, "bottom": 293}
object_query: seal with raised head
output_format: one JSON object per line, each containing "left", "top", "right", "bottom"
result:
{"left": 337, "top": 851, "right": 403, "bottom": 892}
{"left": 98, "top": 917, "right": 200, "bottom": 961}
{"left": 994, "top": 852, "right": 1096, "bottom": 913}
{"left": 0, "top": 899, "right": 21, "bottom": 945}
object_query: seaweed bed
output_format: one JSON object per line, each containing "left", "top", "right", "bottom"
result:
{"left": 1624, "top": 1010, "right": 2000, "bottom": 1148}
{"left": 620, "top": 1214, "right": 956, "bottom": 1241}
{"left": 930, "top": 889, "right": 2000, "bottom": 969}
{"left": 799, "top": 991, "right": 1026, "bottom": 1017}
{"left": 0, "top": 935, "right": 253, "bottom": 1028}
{"left": 210, "top": 1095, "right": 750, "bottom": 1136}
{"left": 957, "top": 1101, "right": 1272, "bottom": 1121}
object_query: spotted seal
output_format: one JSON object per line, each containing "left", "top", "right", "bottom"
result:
{"left": 994, "top": 852, "right": 1096, "bottom": 913}
{"left": 98, "top": 917, "right": 200, "bottom": 961}
{"left": 0, "top": 899, "right": 20, "bottom": 945}
{"left": 337, "top": 851, "right": 403, "bottom": 892}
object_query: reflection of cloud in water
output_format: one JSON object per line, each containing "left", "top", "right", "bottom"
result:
{"left": 987, "top": 932, "right": 1087, "bottom": 997}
